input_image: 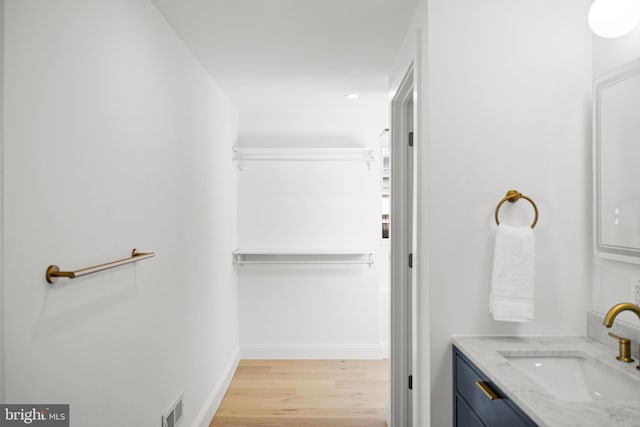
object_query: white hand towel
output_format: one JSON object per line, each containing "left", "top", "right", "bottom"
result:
{"left": 489, "top": 224, "right": 535, "bottom": 322}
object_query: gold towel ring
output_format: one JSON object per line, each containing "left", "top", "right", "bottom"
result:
{"left": 494, "top": 189, "right": 538, "bottom": 229}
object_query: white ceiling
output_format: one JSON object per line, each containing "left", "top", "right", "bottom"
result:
{"left": 152, "top": 0, "right": 419, "bottom": 140}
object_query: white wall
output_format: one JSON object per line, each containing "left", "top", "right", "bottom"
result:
{"left": 593, "top": 24, "right": 640, "bottom": 79}
{"left": 0, "top": 0, "right": 4, "bottom": 405}
{"left": 236, "top": 96, "right": 389, "bottom": 359}
{"left": 3, "top": 1, "right": 239, "bottom": 426}
{"left": 392, "top": 0, "right": 594, "bottom": 425}
{"left": 592, "top": 25, "right": 640, "bottom": 320}
{"left": 388, "top": 2, "right": 428, "bottom": 425}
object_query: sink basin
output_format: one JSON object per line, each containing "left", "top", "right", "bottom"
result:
{"left": 504, "top": 354, "right": 640, "bottom": 402}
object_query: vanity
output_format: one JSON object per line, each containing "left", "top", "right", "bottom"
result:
{"left": 453, "top": 344, "right": 536, "bottom": 426}
{"left": 452, "top": 329, "right": 640, "bottom": 426}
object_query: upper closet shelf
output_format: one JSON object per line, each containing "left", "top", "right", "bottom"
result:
{"left": 233, "top": 249, "right": 374, "bottom": 267}
{"left": 233, "top": 147, "right": 374, "bottom": 170}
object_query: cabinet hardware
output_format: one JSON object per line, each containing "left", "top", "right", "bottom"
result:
{"left": 475, "top": 381, "right": 500, "bottom": 401}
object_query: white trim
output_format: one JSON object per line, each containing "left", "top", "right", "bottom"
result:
{"left": 0, "top": 0, "right": 5, "bottom": 404}
{"left": 192, "top": 348, "right": 240, "bottom": 427}
{"left": 413, "top": 27, "right": 428, "bottom": 427}
{"left": 390, "top": 64, "right": 415, "bottom": 427}
{"left": 240, "top": 344, "right": 389, "bottom": 360}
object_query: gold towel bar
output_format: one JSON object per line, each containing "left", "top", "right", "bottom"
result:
{"left": 494, "top": 189, "right": 539, "bottom": 229}
{"left": 46, "top": 248, "right": 155, "bottom": 284}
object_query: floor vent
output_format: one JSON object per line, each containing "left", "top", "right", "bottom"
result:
{"left": 162, "top": 394, "right": 184, "bottom": 427}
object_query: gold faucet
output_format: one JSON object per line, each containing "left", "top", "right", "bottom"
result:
{"left": 603, "top": 303, "right": 640, "bottom": 327}
{"left": 603, "top": 302, "right": 640, "bottom": 369}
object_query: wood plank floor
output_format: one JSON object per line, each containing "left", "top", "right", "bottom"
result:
{"left": 209, "top": 359, "right": 389, "bottom": 427}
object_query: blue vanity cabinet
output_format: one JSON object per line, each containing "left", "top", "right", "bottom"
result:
{"left": 453, "top": 345, "right": 537, "bottom": 427}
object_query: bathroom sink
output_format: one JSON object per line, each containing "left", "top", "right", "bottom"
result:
{"left": 504, "top": 354, "right": 640, "bottom": 402}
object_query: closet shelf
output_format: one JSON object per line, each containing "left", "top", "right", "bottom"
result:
{"left": 232, "top": 147, "right": 374, "bottom": 170}
{"left": 232, "top": 249, "right": 374, "bottom": 267}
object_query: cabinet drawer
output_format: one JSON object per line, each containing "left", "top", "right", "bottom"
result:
{"left": 455, "top": 394, "right": 485, "bottom": 427}
{"left": 454, "top": 349, "right": 536, "bottom": 427}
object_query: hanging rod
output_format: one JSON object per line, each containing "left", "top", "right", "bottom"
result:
{"left": 233, "top": 249, "right": 374, "bottom": 267}
{"left": 232, "top": 148, "right": 375, "bottom": 170}
{"left": 46, "top": 248, "right": 155, "bottom": 284}
{"left": 235, "top": 260, "right": 372, "bottom": 265}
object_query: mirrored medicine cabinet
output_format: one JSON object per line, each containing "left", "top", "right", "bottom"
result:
{"left": 594, "top": 57, "right": 640, "bottom": 263}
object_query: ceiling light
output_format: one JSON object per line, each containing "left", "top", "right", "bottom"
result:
{"left": 588, "top": 0, "right": 640, "bottom": 38}
{"left": 344, "top": 93, "right": 359, "bottom": 100}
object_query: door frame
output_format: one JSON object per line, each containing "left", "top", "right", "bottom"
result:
{"left": 1, "top": 0, "right": 5, "bottom": 404}
{"left": 389, "top": 64, "right": 416, "bottom": 427}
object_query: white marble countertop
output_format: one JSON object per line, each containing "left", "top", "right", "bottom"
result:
{"left": 452, "top": 336, "right": 640, "bottom": 427}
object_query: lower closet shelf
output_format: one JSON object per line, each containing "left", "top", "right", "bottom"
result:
{"left": 232, "top": 250, "right": 374, "bottom": 267}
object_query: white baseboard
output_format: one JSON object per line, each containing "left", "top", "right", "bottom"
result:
{"left": 192, "top": 347, "right": 240, "bottom": 427}
{"left": 240, "top": 343, "right": 389, "bottom": 359}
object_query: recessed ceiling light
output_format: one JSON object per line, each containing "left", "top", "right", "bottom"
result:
{"left": 344, "top": 93, "right": 359, "bottom": 100}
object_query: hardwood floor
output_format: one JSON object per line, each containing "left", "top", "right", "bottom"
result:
{"left": 209, "top": 359, "right": 389, "bottom": 427}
